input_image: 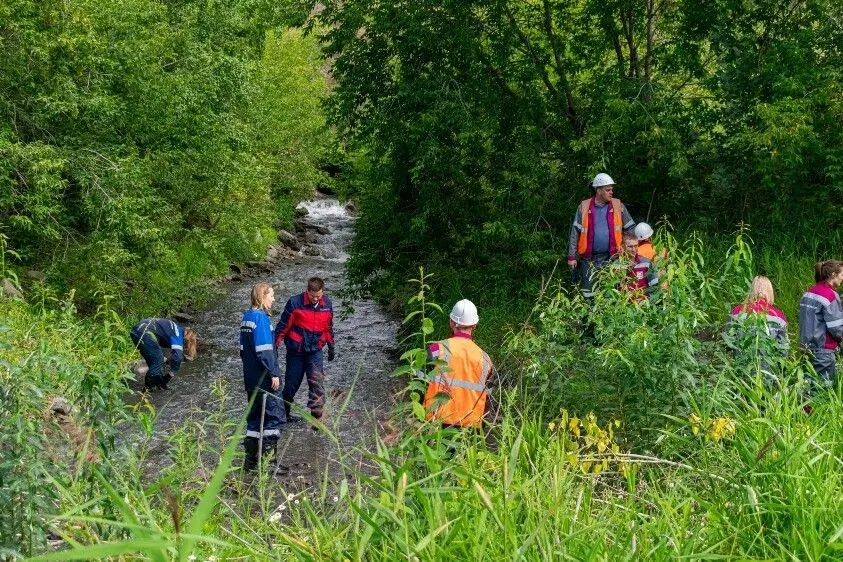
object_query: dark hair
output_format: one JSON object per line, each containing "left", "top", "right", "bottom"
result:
{"left": 815, "top": 260, "right": 843, "bottom": 283}
{"left": 588, "top": 180, "right": 595, "bottom": 194}
{"left": 307, "top": 276, "right": 325, "bottom": 291}
{"left": 622, "top": 231, "right": 638, "bottom": 243}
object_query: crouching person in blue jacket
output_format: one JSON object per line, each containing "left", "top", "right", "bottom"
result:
{"left": 130, "top": 318, "right": 196, "bottom": 391}
{"left": 240, "top": 283, "right": 286, "bottom": 471}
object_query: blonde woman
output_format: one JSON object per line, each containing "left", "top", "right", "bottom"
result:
{"left": 240, "top": 283, "right": 284, "bottom": 470}
{"left": 726, "top": 276, "right": 789, "bottom": 378}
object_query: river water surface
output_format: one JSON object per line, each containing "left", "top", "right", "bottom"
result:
{"left": 130, "top": 197, "right": 400, "bottom": 486}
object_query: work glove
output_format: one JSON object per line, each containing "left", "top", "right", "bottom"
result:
{"left": 327, "top": 346, "right": 335, "bottom": 361}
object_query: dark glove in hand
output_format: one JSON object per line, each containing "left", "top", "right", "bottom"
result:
{"left": 327, "top": 347, "right": 335, "bottom": 361}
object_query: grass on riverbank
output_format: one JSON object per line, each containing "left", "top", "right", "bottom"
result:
{"left": 6, "top": 231, "right": 843, "bottom": 560}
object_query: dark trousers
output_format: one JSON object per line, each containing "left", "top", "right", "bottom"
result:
{"left": 130, "top": 328, "right": 166, "bottom": 389}
{"left": 808, "top": 349, "right": 836, "bottom": 396}
{"left": 283, "top": 350, "right": 325, "bottom": 418}
{"left": 577, "top": 253, "right": 611, "bottom": 298}
{"left": 245, "top": 386, "right": 285, "bottom": 439}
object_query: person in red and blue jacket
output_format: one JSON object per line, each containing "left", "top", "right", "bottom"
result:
{"left": 618, "top": 232, "right": 660, "bottom": 301}
{"left": 274, "top": 276, "right": 335, "bottom": 423}
{"left": 726, "top": 276, "right": 789, "bottom": 383}
{"left": 799, "top": 260, "right": 843, "bottom": 397}
{"left": 130, "top": 318, "right": 196, "bottom": 391}
{"left": 240, "top": 282, "right": 285, "bottom": 470}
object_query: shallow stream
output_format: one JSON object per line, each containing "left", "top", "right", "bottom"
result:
{"left": 128, "top": 197, "right": 401, "bottom": 486}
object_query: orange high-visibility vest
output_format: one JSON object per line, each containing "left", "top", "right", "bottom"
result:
{"left": 424, "top": 336, "right": 492, "bottom": 428}
{"left": 576, "top": 198, "right": 623, "bottom": 258}
{"left": 637, "top": 241, "right": 667, "bottom": 261}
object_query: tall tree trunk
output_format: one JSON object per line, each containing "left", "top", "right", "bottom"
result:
{"left": 644, "top": 0, "right": 656, "bottom": 82}
{"left": 541, "top": 0, "right": 583, "bottom": 136}
{"left": 620, "top": 10, "right": 639, "bottom": 78}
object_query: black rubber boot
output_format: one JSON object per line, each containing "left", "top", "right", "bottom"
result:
{"left": 243, "top": 437, "right": 259, "bottom": 471}
{"left": 261, "top": 438, "right": 277, "bottom": 463}
{"left": 144, "top": 375, "right": 162, "bottom": 392}
{"left": 158, "top": 373, "right": 172, "bottom": 390}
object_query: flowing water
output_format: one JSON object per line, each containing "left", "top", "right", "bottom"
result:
{"left": 128, "top": 197, "right": 401, "bottom": 486}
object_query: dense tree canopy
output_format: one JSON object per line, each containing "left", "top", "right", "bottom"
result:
{"left": 0, "top": 0, "right": 324, "bottom": 312}
{"left": 317, "top": 0, "right": 843, "bottom": 294}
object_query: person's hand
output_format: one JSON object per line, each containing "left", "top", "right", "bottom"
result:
{"left": 567, "top": 258, "right": 577, "bottom": 270}
{"left": 327, "top": 347, "right": 335, "bottom": 361}
{"left": 271, "top": 376, "right": 280, "bottom": 391}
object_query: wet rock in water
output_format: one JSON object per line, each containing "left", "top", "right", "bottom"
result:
{"left": 266, "top": 246, "right": 281, "bottom": 261}
{"left": 230, "top": 274, "right": 243, "bottom": 282}
{"left": 173, "top": 311, "right": 195, "bottom": 324}
{"left": 2, "top": 278, "right": 23, "bottom": 299}
{"left": 304, "top": 232, "right": 318, "bottom": 244}
{"left": 303, "top": 245, "right": 321, "bottom": 256}
{"left": 277, "top": 230, "right": 300, "bottom": 250}
{"left": 344, "top": 201, "right": 357, "bottom": 214}
{"left": 295, "top": 220, "right": 330, "bottom": 235}
{"left": 27, "top": 269, "right": 46, "bottom": 281}
{"left": 229, "top": 264, "right": 242, "bottom": 274}
{"left": 294, "top": 206, "right": 309, "bottom": 218}
{"left": 246, "top": 261, "right": 270, "bottom": 271}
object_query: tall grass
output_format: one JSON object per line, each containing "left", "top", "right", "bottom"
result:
{"left": 8, "top": 232, "right": 843, "bottom": 560}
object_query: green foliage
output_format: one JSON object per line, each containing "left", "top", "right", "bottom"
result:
{"left": 0, "top": 0, "right": 328, "bottom": 315}
{"left": 319, "top": 0, "right": 843, "bottom": 306}
{"left": 0, "top": 297, "right": 132, "bottom": 557}
{"left": 12, "top": 251, "right": 843, "bottom": 560}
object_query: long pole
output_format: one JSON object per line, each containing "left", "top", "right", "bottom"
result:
{"left": 258, "top": 392, "right": 268, "bottom": 462}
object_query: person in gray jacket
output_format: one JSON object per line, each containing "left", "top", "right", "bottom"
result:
{"left": 798, "top": 260, "right": 843, "bottom": 397}
{"left": 567, "top": 173, "right": 635, "bottom": 298}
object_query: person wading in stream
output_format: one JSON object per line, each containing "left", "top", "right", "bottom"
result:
{"left": 130, "top": 318, "right": 196, "bottom": 391}
{"left": 274, "top": 276, "right": 335, "bottom": 427}
{"left": 240, "top": 283, "right": 285, "bottom": 470}
{"left": 424, "top": 299, "right": 494, "bottom": 428}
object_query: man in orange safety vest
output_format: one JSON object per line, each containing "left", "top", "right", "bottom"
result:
{"left": 567, "top": 173, "right": 636, "bottom": 298}
{"left": 424, "top": 299, "right": 494, "bottom": 428}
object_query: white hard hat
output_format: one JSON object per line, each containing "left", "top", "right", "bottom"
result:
{"left": 450, "top": 299, "right": 479, "bottom": 326}
{"left": 634, "top": 222, "right": 654, "bottom": 241}
{"left": 592, "top": 173, "right": 615, "bottom": 188}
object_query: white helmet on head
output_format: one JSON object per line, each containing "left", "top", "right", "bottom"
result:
{"left": 634, "top": 222, "right": 654, "bottom": 241}
{"left": 591, "top": 173, "right": 615, "bottom": 188}
{"left": 450, "top": 299, "right": 479, "bottom": 326}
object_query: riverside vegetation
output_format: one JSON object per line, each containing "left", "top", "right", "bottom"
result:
{"left": 3, "top": 0, "right": 843, "bottom": 559}
{"left": 5, "top": 234, "right": 843, "bottom": 560}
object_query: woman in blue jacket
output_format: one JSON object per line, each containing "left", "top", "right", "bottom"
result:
{"left": 240, "top": 282, "right": 285, "bottom": 470}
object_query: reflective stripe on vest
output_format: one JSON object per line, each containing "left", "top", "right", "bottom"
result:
{"left": 423, "top": 337, "right": 491, "bottom": 427}
{"left": 576, "top": 198, "right": 623, "bottom": 259}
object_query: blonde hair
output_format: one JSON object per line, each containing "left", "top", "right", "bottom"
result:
{"left": 183, "top": 328, "right": 197, "bottom": 360}
{"left": 747, "top": 276, "right": 774, "bottom": 304}
{"left": 250, "top": 283, "right": 274, "bottom": 313}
